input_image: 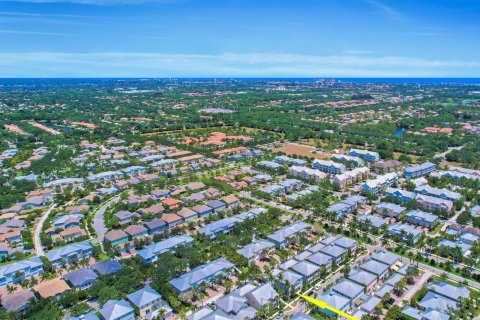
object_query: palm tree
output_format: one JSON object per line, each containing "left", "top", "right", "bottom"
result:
{"left": 7, "top": 285, "right": 16, "bottom": 294}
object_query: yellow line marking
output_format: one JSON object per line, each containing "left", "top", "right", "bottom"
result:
{"left": 297, "top": 292, "right": 359, "bottom": 320}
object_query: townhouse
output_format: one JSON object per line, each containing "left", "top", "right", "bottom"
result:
{"left": 348, "top": 148, "right": 380, "bottom": 162}
{"left": 404, "top": 162, "right": 436, "bottom": 179}
{"left": 312, "top": 159, "right": 346, "bottom": 174}
{"left": 45, "top": 241, "right": 93, "bottom": 267}
{"left": 404, "top": 210, "right": 439, "bottom": 229}
{"left": 0, "top": 257, "right": 44, "bottom": 287}
{"left": 362, "top": 172, "right": 398, "bottom": 195}
{"left": 330, "top": 167, "right": 369, "bottom": 189}
{"left": 375, "top": 202, "right": 406, "bottom": 218}
{"left": 385, "top": 188, "right": 416, "bottom": 203}
{"left": 289, "top": 166, "right": 327, "bottom": 182}
{"left": 387, "top": 224, "right": 421, "bottom": 244}
{"left": 414, "top": 185, "right": 461, "bottom": 202}
{"left": 415, "top": 194, "right": 453, "bottom": 212}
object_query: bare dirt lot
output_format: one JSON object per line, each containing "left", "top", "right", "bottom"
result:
{"left": 272, "top": 143, "right": 329, "bottom": 159}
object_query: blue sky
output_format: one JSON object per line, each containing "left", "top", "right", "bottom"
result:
{"left": 0, "top": 0, "right": 479, "bottom": 77}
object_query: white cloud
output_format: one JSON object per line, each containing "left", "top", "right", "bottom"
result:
{"left": 344, "top": 50, "right": 376, "bottom": 55}
{"left": 0, "top": 51, "right": 478, "bottom": 77}
{"left": 0, "top": 29, "right": 67, "bottom": 35}
{"left": 366, "top": 0, "right": 403, "bottom": 21}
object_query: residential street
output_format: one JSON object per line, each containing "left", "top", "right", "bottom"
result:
{"left": 92, "top": 195, "right": 121, "bottom": 249}
{"left": 33, "top": 203, "right": 56, "bottom": 256}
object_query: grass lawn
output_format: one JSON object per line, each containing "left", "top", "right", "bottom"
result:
{"left": 429, "top": 223, "right": 443, "bottom": 235}
{"left": 98, "top": 253, "right": 110, "bottom": 261}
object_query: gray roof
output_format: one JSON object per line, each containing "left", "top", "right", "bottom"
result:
{"left": 99, "top": 299, "right": 134, "bottom": 320}
{"left": 359, "top": 295, "right": 381, "bottom": 313}
{"left": 214, "top": 293, "right": 247, "bottom": 314}
{"left": 306, "top": 252, "right": 332, "bottom": 267}
{"left": 331, "top": 279, "right": 364, "bottom": 300}
{"left": 319, "top": 244, "right": 346, "bottom": 259}
{"left": 232, "top": 283, "right": 257, "bottom": 297}
{"left": 357, "top": 214, "right": 387, "bottom": 229}
{"left": 202, "top": 309, "right": 234, "bottom": 320}
{"left": 290, "top": 312, "right": 314, "bottom": 320}
{"left": 143, "top": 218, "right": 167, "bottom": 230}
{"left": 334, "top": 236, "right": 357, "bottom": 249}
{"left": 278, "top": 270, "right": 303, "bottom": 285}
{"left": 316, "top": 290, "right": 350, "bottom": 310}
{"left": 295, "top": 250, "right": 312, "bottom": 261}
{"left": 376, "top": 202, "right": 406, "bottom": 214}
{"left": 206, "top": 200, "right": 226, "bottom": 209}
{"left": 401, "top": 306, "right": 422, "bottom": 320}
{"left": 45, "top": 241, "right": 92, "bottom": 262}
{"left": 0, "top": 256, "right": 43, "bottom": 278}
{"left": 419, "top": 291, "right": 458, "bottom": 313}
{"left": 423, "top": 308, "right": 450, "bottom": 320}
{"left": 371, "top": 250, "right": 399, "bottom": 267}
{"left": 199, "top": 217, "right": 241, "bottom": 238}
{"left": 127, "top": 286, "right": 162, "bottom": 308}
{"left": 91, "top": 259, "right": 123, "bottom": 275}
{"left": 405, "top": 162, "right": 435, "bottom": 173}
{"left": 245, "top": 282, "right": 278, "bottom": 307}
{"left": 374, "top": 283, "right": 394, "bottom": 298}
{"left": 291, "top": 261, "right": 320, "bottom": 278}
{"left": 236, "top": 239, "right": 275, "bottom": 259}
{"left": 188, "top": 307, "right": 214, "bottom": 320}
{"left": 267, "top": 222, "right": 311, "bottom": 244}
{"left": 306, "top": 242, "right": 326, "bottom": 253}
{"left": 386, "top": 273, "right": 404, "bottom": 287}
{"left": 405, "top": 210, "right": 439, "bottom": 224}
{"left": 169, "top": 258, "right": 234, "bottom": 292}
{"left": 348, "top": 269, "right": 377, "bottom": 286}
{"left": 359, "top": 259, "right": 390, "bottom": 276}
{"left": 426, "top": 280, "right": 470, "bottom": 302}
{"left": 279, "top": 259, "right": 299, "bottom": 270}
{"left": 63, "top": 268, "right": 98, "bottom": 287}
{"left": 137, "top": 235, "right": 194, "bottom": 261}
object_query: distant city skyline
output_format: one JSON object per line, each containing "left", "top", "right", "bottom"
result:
{"left": 0, "top": 0, "right": 479, "bottom": 77}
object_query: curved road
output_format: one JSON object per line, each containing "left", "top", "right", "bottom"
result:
{"left": 34, "top": 203, "right": 57, "bottom": 256}
{"left": 92, "top": 195, "right": 121, "bottom": 249}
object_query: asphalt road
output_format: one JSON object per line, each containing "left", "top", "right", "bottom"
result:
{"left": 33, "top": 203, "right": 56, "bottom": 256}
{"left": 92, "top": 195, "right": 121, "bottom": 249}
